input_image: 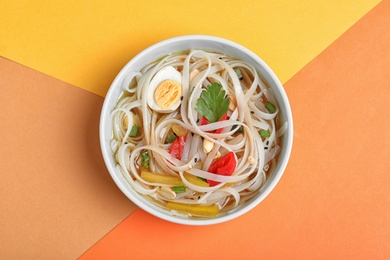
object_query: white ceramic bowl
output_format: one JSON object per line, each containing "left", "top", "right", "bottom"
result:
{"left": 100, "top": 35, "right": 293, "bottom": 225}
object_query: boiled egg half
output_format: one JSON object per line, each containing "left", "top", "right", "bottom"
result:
{"left": 147, "top": 66, "right": 182, "bottom": 113}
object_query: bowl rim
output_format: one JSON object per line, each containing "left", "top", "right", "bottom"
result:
{"left": 99, "top": 34, "right": 293, "bottom": 225}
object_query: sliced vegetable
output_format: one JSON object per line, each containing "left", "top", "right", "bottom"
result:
{"left": 201, "top": 112, "right": 228, "bottom": 134}
{"left": 234, "top": 68, "right": 243, "bottom": 80}
{"left": 172, "top": 186, "right": 186, "bottom": 193}
{"left": 207, "top": 151, "right": 237, "bottom": 186}
{"left": 259, "top": 129, "right": 270, "bottom": 138}
{"left": 140, "top": 171, "right": 184, "bottom": 186}
{"left": 195, "top": 83, "right": 230, "bottom": 123}
{"left": 265, "top": 101, "right": 276, "bottom": 113}
{"left": 129, "top": 125, "right": 140, "bottom": 137}
{"left": 197, "top": 176, "right": 207, "bottom": 183}
{"left": 141, "top": 150, "right": 150, "bottom": 169}
{"left": 166, "top": 202, "right": 219, "bottom": 217}
{"left": 184, "top": 172, "right": 210, "bottom": 187}
{"left": 169, "top": 135, "right": 186, "bottom": 160}
{"left": 165, "top": 133, "right": 177, "bottom": 143}
{"left": 231, "top": 125, "right": 243, "bottom": 133}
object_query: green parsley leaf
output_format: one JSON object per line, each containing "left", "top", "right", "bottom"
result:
{"left": 195, "top": 83, "right": 230, "bottom": 123}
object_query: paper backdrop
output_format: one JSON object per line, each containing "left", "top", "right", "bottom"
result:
{"left": 1, "top": 0, "right": 388, "bottom": 259}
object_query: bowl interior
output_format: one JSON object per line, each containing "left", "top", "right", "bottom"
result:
{"left": 100, "top": 35, "right": 293, "bottom": 225}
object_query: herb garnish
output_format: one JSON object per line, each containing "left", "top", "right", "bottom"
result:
{"left": 165, "top": 134, "right": 177, "bottom": 143}
{"left": 172, "top": 186, "right": 186, "bottom": 193}
{"left": 195, "top": 83, "right": 230, "bottom": 123}
{"left": 129, "top": 125, "right": 140, "bottom": 137}
{"left": 265, "top": 101, "right": 276, "bottom": 113}
{"left": 259, "top": 129, "right": 271, "bottom": 138}
{"left": 141, "top": 150, "right": 150, "bottom": 169}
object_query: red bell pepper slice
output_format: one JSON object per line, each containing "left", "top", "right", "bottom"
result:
{"left": 169, "top": 135, "right": 186, "bottom": 160}
{"left": 207, "top": 151, "right": 237, "bottom": 186}
{"left": 201, "top": 113, "right": 228, "bottom": 134}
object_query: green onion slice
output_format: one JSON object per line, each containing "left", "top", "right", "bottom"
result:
{"left": 129, "top": 125, "right": 140, "bottom": 137}
{"left": 265, "top": 101, "right": 276, "bottom": 113}
{"left": 197, "top": 176, "right": 207, "bottom": 182}
{"left": 231, "top": 125, "right": 243, "bottom": 133}
{"left": 260, "top": 129, "right": 271, "bottom": 138}
{"left": 165, "top": 133, "right": 177, "bottom": 144}
{"left": 234, "top": 68, "right": 243, "bottom": 80}
{"left": 172, "top": 186, "right": 186, "bottom": 193}
{"left": 141, "top": 150, "right": 150, "bottom": 169}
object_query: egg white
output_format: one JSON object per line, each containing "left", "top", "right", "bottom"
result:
{"left": 146, "top": 66, "right": 182, "bottom": 113}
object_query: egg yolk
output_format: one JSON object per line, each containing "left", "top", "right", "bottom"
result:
{"left": 154, "top": 80, "right": 182, "bottom": 109}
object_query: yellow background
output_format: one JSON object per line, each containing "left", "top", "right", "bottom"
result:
{"left": 0, "top": 0, "right": 381, "bottom": 96}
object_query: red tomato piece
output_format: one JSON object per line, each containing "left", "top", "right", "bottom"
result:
{"left": 207, "top": 151, "right": 237, "bottom": 186}
{"left": 201, "top": 113, "right": 228, "bottom": 134}
{"left": 169, "top": 135, "right": 186, "bottom": 160}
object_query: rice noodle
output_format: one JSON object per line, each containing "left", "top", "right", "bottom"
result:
{"left": 110, "top": 49, "right": 286, "bottom": 218}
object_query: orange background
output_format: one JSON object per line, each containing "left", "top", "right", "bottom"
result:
{"left": 1, "top": 0, "right": 389, "bottom": 259}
